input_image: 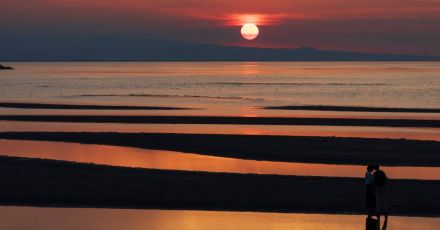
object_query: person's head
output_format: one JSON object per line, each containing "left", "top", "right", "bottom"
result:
{"left": 367, "top": 164, "right": 375, "bottom": 172}
{"left": 375, "top": 170, "right": 388, "bottom": 186}
{"left": 373, "top": 164, "right": 380, "bottom": 171}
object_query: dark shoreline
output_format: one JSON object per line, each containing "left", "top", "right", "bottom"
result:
{"left": 264, "top": 105, "right": 440, "bottom": 113}
{"left": 0, "top": 102, "right": 190, "bottom": 110}
{"left": 0, "top": 64, "right": 13, "bottom": 70}
{"left": 2, "top": 132, "right": 440, "bottom": 166}
{"left": 1, "top": 115, "right": 440, "bottom": 128}
{"left": 1, "top": 156, "right": 439, "bottom": 217}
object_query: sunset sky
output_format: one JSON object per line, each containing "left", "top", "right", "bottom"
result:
{"left": 2, "top": 0, "right": 440, "bottom": 55}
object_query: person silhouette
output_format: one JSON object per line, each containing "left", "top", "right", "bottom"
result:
{"left": 373, "top": 164, "right": 388, "bottom": 218}
{"left": 365, "top": 164, "right": 376, "bottom": 217}
{"left": 365, "top": 164, "right": 389, "bottom": 230}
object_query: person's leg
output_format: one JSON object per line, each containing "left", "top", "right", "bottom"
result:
{"left": 366, "top": 184, "right": 376, "bottom": 217}
{"left": 376, "top": 216, "right": 381, "bottom": 230}
{"left": 381, "top": 215, "right": 388, "bottom": 230}
{"left": 366, "top": 216, "right": 379, "bottom": 230}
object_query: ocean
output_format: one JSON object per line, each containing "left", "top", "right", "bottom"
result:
{"left": 1, "top": 62, "right": 440, "bottom": 117}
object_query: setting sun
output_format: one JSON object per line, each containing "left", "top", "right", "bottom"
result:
{"left": 2, "top": 0, "right": 440, "bottom": 229}
{"left": 241, "top": 23, "right": 259, "bottom": 40}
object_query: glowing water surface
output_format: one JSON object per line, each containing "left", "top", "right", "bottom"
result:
{"left": 1, "top": 206, "right": 439, "bottom": 230}
{"left": 2, "top": 62, "right": 440, "bottom": 118}
{"left": 1, "top": 139, "right": 439, "bottom": 180}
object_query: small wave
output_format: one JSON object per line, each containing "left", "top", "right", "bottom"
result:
{"left": 76, "top": 94, "right": 265, "bottom": 101}
{"left": 198, "top": 82, "right": 390, "bottom": 86}
{"left": 38, "top": 85, "right": 56, "bottom": 88}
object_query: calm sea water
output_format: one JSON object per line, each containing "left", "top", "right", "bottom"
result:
{"left": 1, "top": 62, "right": 440, "bottom": 115}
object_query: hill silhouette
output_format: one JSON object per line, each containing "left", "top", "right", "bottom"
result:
{"left": 1, "top": 38, "right": 439, "bottom": 61}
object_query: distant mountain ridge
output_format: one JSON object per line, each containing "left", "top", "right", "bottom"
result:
{"left": 1, "top": 38, "right": 439, "bottom": 61}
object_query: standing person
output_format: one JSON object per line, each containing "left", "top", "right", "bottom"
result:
{"left": 365, "top": 164, "right": 376, "bottom": 217}
{"left": 373, "top": 165, "right": 388, "bottom": 218}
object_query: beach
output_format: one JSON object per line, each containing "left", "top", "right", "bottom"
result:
{"left": 2, "top": 156, "right": 440, "bottom": 217}
{"left": 3, "top": 0, "right": 440, "bottom": 227}
{"left": 1, "top": 62, "right": 440, "bottom": 226}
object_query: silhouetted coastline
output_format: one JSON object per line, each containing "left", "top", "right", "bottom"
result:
{"left": 0, "top": 64, "right": 13, "bottom": 70}
{"left": 2, "top": 40, "right": 440, "bottom": 61}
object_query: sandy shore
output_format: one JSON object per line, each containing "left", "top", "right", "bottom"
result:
{"left": 1, "top": 156, "right": 439, "bottom": 217}
{"left": 264, "top": 105, "right": 440, "bottom": 113}
{"left": 1, "top": 115, "right": 440, "bottom": 127}
{"left": 1, "top": 132, "right": 440, "bottom": 166}
{"left": 0, "top": 102, "right": 189, "bottom": 110}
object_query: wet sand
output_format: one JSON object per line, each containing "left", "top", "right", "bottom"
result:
{"left": 1, "top": 156, "right": 439, "bottom": 217}
{"left": 0, "top": 102, "right": 190, "bottom": 110}
{"left": 264, "top": 105, "right": 440, "bottom": 113}
{"left": 1, "top": 132, "right": 440, "bottom": 166}
{"left": 1, "top": 115, "right": 440, "bottom": 127}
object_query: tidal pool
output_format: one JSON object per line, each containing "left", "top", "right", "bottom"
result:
{"left": 0, "top": 206, "right": 439, "bottom": 230}
{"left": 1, "top": 139, "right": 439, "bottom": 180}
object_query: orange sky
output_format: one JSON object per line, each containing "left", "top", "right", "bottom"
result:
{"left": 2, "top": 0, "right": 440, "bottom": 54}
